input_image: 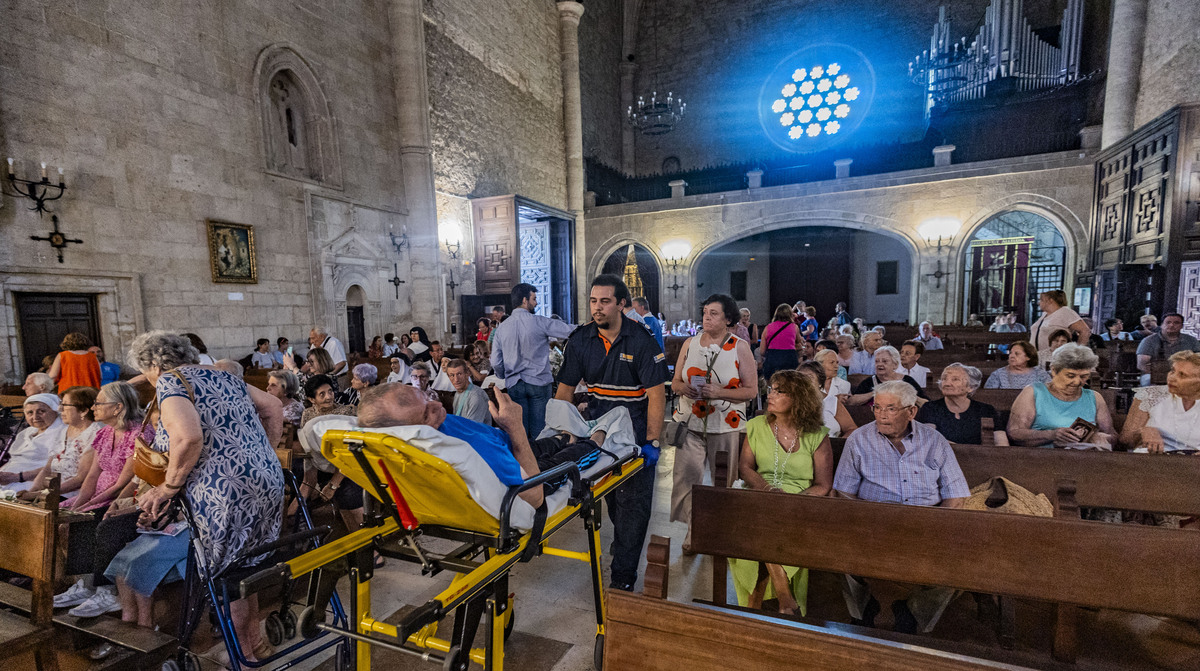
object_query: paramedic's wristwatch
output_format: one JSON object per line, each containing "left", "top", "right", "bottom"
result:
{"left": 649, "top": 440, "right": 660, "bottom": 448}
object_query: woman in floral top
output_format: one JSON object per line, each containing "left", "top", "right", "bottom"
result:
{"left": 23, "top": 386, "right": 101, "bottom": 500}
{"left": 267, "top": 370, "right": 305, "bottom": 426}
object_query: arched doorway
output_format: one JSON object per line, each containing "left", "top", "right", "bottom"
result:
{"left": 345, "top": 285, "right": 366, "bottom": 355}
{"left": 961, "top": 211, "right": 1066, "bottom": 326}
{"left": 601, "top": 243, "right": 661, "bottom": 315}
{"left": 694, "top": 226, "right": 912, "bottom": 328}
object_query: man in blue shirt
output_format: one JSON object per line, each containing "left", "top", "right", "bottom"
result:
{"left": 88, "top": 346, "right": 121, "bottom": 386}
{"left": 490, "top": 283, "right": 575, "bottom": 440}
{"left": 632, "top": 297, "right": 665, "bottom": 351}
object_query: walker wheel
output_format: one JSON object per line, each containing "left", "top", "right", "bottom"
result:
{"left": 160, "top": 660, "right": 180, "bottom": 671}
{"left": 593, "top": 633, "right": 604, "bottom": 671}
{"left": 443, "top": 645, "right": 469, "bottom": 671}
{"left": 283, "top": 609, "right": 298, "bottom": 640}
{"left": 299, "top": 605, "right": 322, "bottom": 640}
{"left": 182, "top": 651, "right": 203, "bottom": 671}
{"left": 265, "top": 612, "right": 285, "bottom": 646}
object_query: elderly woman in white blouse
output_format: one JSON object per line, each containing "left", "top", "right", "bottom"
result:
{"left": 813, "top": 349, "right": 851, "bottom": 398}
{"left": 1120, "top": 351, "right": 1200, "bottom": 453}
{"left": 0, "top": 394, "right": 67, "bottom": 492}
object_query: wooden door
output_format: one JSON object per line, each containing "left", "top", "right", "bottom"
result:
{"left": 472, "top": 195, "right": 520, "bottom": 295}
{"left": 346, "top": 306, "right": 365, "bottom": 355}
{"left": 1179, "top": 261, "right": 1200, "bottom": 338}
{"left": 15, "top": 293, "right": 99, "bottom": 376}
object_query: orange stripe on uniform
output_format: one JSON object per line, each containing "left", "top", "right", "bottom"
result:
{"left": 587, "top": 385, "right": 646, "bottom": 398}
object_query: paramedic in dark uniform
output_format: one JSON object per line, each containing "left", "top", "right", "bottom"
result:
{"left": 555, "top": 274, "right": 669, "bottom": 592}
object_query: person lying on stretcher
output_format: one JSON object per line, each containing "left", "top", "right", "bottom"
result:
{"left": 356, "top": 382, "right": 615, "bottom": 509}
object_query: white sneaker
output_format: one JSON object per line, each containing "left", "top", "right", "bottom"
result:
{"left": 53, "top": 579, "right": 94, "bottom": 608}
{"left": 68, "top": 586, "right": 121, "bottom": 618}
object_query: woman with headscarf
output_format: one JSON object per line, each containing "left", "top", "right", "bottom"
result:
{"left": 21, "top": 386, "right": 100, "bottom": 500}
{"left": 0, "top": 394, "right": 67, "bottom": 492}
{"left": 408, "top": 326, "right": 433, "bottom": 361}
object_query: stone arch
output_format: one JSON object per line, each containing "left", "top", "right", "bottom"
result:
{"left": 690, "top": 212, "right": 921, "bottom": 324}
{"left": 954, "top": 195, "right": 1086, "bottom": 323}
{"left": 254, "top": 44, "right": 342, "bottom": 188}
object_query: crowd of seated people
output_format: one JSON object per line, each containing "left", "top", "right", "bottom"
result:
{"left": 3, "top": 287, "right": 1198, "bottom": 658}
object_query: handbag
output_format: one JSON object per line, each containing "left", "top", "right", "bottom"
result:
{"left": 132, "top": 370, "right": 194, "bottom": 487}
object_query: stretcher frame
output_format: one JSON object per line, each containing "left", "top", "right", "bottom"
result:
{"left": 240, "top": 428, "right": 644, "bottom": 671}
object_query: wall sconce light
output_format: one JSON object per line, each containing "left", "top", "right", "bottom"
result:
{"left": 445, "top": 239, "right": 461, "bottom": 260}
{"left": 5, "top": 158, "right": 67, "bottom": 216}
{"left": 917, "top": 217, "right": 961, "bottom": 252}
{"left": 661, "top": 240, "right": 691, "bottom": 271}
{"left": 918, "top": 218, "right": 961, "bottom": 288}
{"left": 390, "top": 225, "right": 410, "bottom": 254}
{"left": 442, "top": 223, "right": 462, "bottom": 260}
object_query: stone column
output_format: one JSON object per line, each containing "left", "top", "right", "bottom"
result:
{"left": 390, "top": 0, "right": 442, "bottom": 333}
{"left": 558, "top": 1, "right": 587, "bottom": 317}
{"left": 620, "top": 60, "right": 637, "bottom": 174}
{"left": 834, "top": 158, "right": 853, "bottom": 178}
{"left": 1101, "top": 0, "right": 1148, "bottom": 148}
{"left": 746, "top": 169, "right": 763, "bottom": 189}
{"left": 669, "top": 179, "right": 687, "bottom": 200}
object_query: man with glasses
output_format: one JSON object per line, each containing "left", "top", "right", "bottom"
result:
{"left": 832, "top": 380, "right": 969, "bottom": 635}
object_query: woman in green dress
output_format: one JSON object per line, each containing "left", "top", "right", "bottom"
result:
{"left": 731, "top": 369, "right": 834, "bottom": 615}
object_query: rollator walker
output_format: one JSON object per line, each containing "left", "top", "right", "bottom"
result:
{"left": 239, "top": 426, "right": 644, "bottom": 671}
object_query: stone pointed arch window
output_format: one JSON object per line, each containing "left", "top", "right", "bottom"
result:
{"left": 254, "top": 45, "right": 342, "bottom": 188}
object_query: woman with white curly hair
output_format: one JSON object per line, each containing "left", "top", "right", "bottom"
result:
{"left": 916, "top": 364, "right": 1006, "bottom": 445}
{"left": 1008, "top": 343, "right": 1114, "bottom": 448}
{"left": 846, "top": 345, "right": 927, "bottom": 407}
{"left": 128, "top": 330, "right": 284, "bottom": 661}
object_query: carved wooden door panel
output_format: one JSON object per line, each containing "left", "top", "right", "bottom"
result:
{"left": 1180, "top": 262, "right": 1200, "bottom": 338}
{"left": 15, "top": 293, "right": 99, "bottom": 376}
{"left": 1093, "top": 152, "right": 1130, "bottom": 269}
{"left": 1127, "top": 131, "right": 1174, "bottom": 263}
{"left": 472, "top": 195, "right": 519, "bottom": 295}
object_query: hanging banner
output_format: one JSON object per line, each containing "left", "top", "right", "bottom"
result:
{"left": 968, "top": 236, "right": 1034, "bottom": 318}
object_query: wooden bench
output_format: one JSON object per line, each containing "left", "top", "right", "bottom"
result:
{"left": 692, "top": 479, "right": 1200, "bottom": 665}
{"left": 605, "top": 587, "right": 1036, "bottom": 670}
{"left": 0, "top": 478, "right": 62, "bottom": 662}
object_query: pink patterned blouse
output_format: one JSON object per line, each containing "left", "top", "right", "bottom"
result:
{"left": 91, "top": 422, "right": 156, "bottom": 495}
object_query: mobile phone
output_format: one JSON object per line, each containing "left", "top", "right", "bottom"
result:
{"left": 484, "top": 386, "right": 500, "bottom": 405}
{"left": 287, "top": 346, "right": 294, "bottom": 355}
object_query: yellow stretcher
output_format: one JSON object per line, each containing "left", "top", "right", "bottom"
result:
{"left": 239, "top": 428, "right": 643, "bottom": 671}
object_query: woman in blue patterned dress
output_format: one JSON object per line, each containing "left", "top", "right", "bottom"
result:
{"left": 130, "top": 331, "right": 285, "bottom": 661}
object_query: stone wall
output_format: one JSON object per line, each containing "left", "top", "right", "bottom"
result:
{"left": 423, "top": 0, "right": 567, "bottom": 208}
{"left": 1134, "top": 0, "right": 1200, "bottom": 128}
{"left": 585, "top": 151, "right": 1096, "bottom": 327}
{"left": 578, "top": 0, "right": 624, "bottom": 171}
{"left": 0, "top": 0, "right": 416, "bottom": 379}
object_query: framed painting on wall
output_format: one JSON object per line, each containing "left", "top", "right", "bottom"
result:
{"left": 206, "top": 219, "right": 258, "bottom": 284}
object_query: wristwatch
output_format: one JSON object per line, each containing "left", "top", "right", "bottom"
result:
{"left": 649, "top": 439, "right": 660, "bottom": 448}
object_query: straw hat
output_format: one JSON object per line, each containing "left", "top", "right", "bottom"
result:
{"left": 965, "top": 477, "right": 1054, "bottom": 517}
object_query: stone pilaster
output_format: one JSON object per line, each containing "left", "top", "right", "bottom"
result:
{"left": 390, "top": 0, "right": 443, "bottom": 335}
{"left": 558, "top": 1, "right": 587, "bottom": 315}
{"left": 620, "top": 60, "right": 637, "bottom": 175}
{"left": 1101, "top": 0, "right": 1148, "bottom": 148}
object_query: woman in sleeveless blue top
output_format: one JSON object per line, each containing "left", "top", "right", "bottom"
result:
{"left": 1008, "top": 344, "right": 1115, "bottom": 448}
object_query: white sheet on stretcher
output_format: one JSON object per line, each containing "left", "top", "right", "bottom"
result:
{"left": 298, "top": 401, "right": 640, "bottom": 532}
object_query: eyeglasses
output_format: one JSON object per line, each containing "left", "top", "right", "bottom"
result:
{"left": 93, "top": 401, "right": 120, "bottom": 406}
{"left": 872, "top": 405, "right": 912, "bottom": 415}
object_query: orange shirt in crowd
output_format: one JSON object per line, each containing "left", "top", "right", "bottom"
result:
{"left": 58, "top": 350, "right": 101, "bottom": 393}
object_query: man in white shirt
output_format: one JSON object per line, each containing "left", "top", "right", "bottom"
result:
{"left": 897, "top": 340, "right": 930, "bottom": 388}
{"left": 309, "top": 326, "right": 348, "bottom": 375}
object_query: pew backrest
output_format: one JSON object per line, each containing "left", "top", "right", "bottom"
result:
{"left": 604, "top": 590, "right": 1035, "bottom": 671}
{"left": 691, "top": 487, "right": 1200, "bottom": 620}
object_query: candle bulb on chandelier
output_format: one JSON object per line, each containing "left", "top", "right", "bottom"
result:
{"left": 40, "top": 162, "right": 47, "bottom": 180}
{"left": 57, "top": 167, "right": 64, "bottom": 185}
{"left": 6, "top": 157, "right": 13, "bottom": 177}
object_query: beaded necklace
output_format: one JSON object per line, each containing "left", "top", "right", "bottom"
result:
{"left": 770, "top": 420, "right": 799, "bottom": 490}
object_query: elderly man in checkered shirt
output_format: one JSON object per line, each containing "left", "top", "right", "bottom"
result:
{"left": 832, "top": 379, "right": 970, "bottom": 635}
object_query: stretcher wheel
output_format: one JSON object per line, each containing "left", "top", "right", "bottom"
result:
{"left": 265, "top": 612, "right": 285, "bottom": 646}
{"left": 182, "top": 651, "right": 203, "bottom": 671}
{"left": 443, "top": 645, "right": 469, "bottom": 671}
{"left": 593, "top": 633, "right": 604, "bottom": 671}
{"left": 160, "top": 660, "right": 180, "bottom": 671}
{"left": 283, "top": 609, "right": 298, "bottom": 640}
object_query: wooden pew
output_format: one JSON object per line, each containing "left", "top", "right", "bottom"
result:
{"left": 608, "top": 535, "right": 1037, "bottom": 670}
{"left": 604, "top": 590, "right": 1035, "bottom": 670}
{"left": 0, "top": 478, "right": 62, "bottom": 662}
{"left": 691, "top": 486, "right": 1200, "bottom": 665}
